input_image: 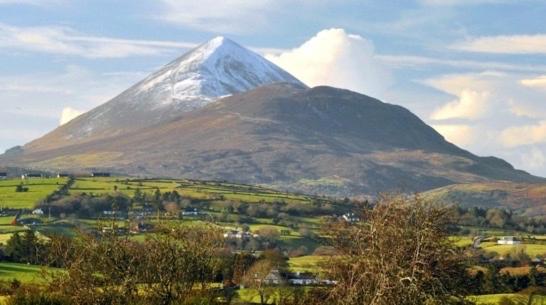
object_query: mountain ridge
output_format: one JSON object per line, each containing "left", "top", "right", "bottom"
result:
{"left": 4, "top": 83, "right": 542, "bottom": 197}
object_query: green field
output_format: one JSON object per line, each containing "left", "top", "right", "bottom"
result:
{"left": 0, "top": 262, "right": 57, "bottom": 284}
{"left": 70, "top": 177, "right": 179, "bottom": 196}
{"left": 69, "top": 177, "right": 314, "bottom": 204}
{"left": 450, "top": 236, "right": 474, "bottom": 248}
{"left": 480, "top": 242, "right": 546, "bottom": 257}
{"left": 0, "top": 177, "right": 317, "bottom": 210}
{"left": 0, "top": 178, "right": 67, "bottom": 209}
{"left": 288, "top": 255, "right": 327, "bottom": 273}
{"left": 469, "top": 293, "right": 546, "bottom": 304}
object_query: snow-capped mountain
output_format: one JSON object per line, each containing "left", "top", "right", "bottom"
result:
{"left": 2, "top": 36, "right": 544, "bottom": 198}
{"left": 134, "top": 36, "right": 304, "bottom": 108}
{"left": 24, "top": 36, "right": 304, "bottom": 151}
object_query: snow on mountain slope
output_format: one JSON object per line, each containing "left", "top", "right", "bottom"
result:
{"left": 24, "top": 37, "right": 305, "bottom": 150}
{"left": 136, "top": 36, "right": 304, "bottom": 104}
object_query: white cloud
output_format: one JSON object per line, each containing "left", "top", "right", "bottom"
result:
{"left": 0, "top": 65, "right": 142, "bottom": 150}
{"left": 59, "top": 107, "right": 83, "bottom": 125}
{"left": 452, "top": 34, "right": 546, "bottom": 54}
{"left": 432, "top": 124, "right": 476, "bottom": 147}
{"left": 431, "top": 90, "right": 491, "bottom": 120}
{"left": 266, "top": 28, "right": 392, "bottom": 98}
{"left": 158, "top": 0, "right": 275, "bottom": 33}
{"left": 425, "top": 72, "right": 498, "bottom": 121}
{"left": 420, "top": 71, "right": 546, "bottom": 176}
{"left": 500, "top": 121, "right": 546, "bottom": 147}
{"left": 0, "top": 23, "right": 196, "bottom": 58}
{"left": 420, "top": 0, "right": 507, "bottom": 5}
{"left": 378, "top": 54, "right": 546, "bottom": 73}
{"left": 521, "top": 75, "right": 546, "bottom": 88}
{"left": 0, "top": 0, "right": 62, "bottom": 5}
{"left": 520, "top": 147, "right": 546, "bottom": 169}
{"left": 425, "top": 71, "right": 546, "bottom": 120}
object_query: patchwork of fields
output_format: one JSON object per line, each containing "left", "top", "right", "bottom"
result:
{"left": 0, "top": 177, "right": 545, "bottom": 304}
{"left": 0, "top": 178, "right": 67, "bottom": 209}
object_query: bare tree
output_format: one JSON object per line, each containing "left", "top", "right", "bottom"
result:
{"left": 140, "top": 225, "right": 224, "bottom": 305}
{"left": 43, "top": 225, "right": 223, "bottom": 305}
{"left": 324, "top": 194, "right": 470, "bottom": 305}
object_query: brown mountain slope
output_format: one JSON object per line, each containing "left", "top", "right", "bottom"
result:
{"left": 2, "top": 83, "right": 543, "bottom": 197}
{"left": 424, "top": 182, "right": 546, "bottom": 216}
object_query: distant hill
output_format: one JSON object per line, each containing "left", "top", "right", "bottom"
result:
{"left": 424, "top": 182, "right": 546, "bottom": 216}
{"left": 3, "top": 82, "right": 542, "bottom": 197}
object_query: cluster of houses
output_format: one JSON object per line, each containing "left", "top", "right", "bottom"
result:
{"left": 341, "top": 212, "right": 359, "bottom": 223}
{"left": 249, "top": 269, "right": 336, "bottom": 287}
{"left": 497, "top": 236, "right": 522, "bottom": 245}
{"left": 17, "top": 172, "right": 112, "bottom": 180}
{"left": 181, "top": 208, "right": 202, "bottom": 217}
{"left": 223, "top": 229, "right": 260, "bottom": 240}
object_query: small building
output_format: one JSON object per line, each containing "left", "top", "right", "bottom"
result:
{"left": 92, "top": 172, "right": 111, "bottom": 177}
{"left": 531, "top": 257, "right": 543, "bottom": 266}
{"left": 287, "top": 272, "right": 319, "bottom": 286}
{"left": 342, "top": 212, "right": 359, "bottom": 223}
{"left": 497, "top": 236, "right": 521, "bottom": 245}
{"left": 263, "top": 269, "right": 284, "bottom": 285}
{"left": 181, "top": 208, "right": 201, "bottom": 216}
{"left": 223, "top": 230, "right": 258, "bottom": 239}
{"left": 32, "top": 208, "right": 44, "bottom": 216}
{"left": 22, "top": 173, "right": 43, "bottom": 179}
{"left": 0, "top": 172, "right": 7, "bottom": 179}
{"left": 57, "top": 173, "right": 70, "bottom": 178}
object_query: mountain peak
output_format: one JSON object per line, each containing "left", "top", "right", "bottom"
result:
{"left": 136, "top": 35, "right": 304, "bottom": 103}
{"left": 21, "top": 36, "right": 304, "bottom": 146}
{"left": 187, "top": 36, "right": 241, "bottom": 63}
{"left": 203, "top": 36, "right": 234, "bottom": 48}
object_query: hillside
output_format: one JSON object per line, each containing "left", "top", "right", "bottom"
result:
{"left": 16, "top": 37, "right": 303, "bottom": 151}
{"left": 3, "top": 83, "right": 542, "bottom": 197}
{"left": 424, "top": 182, "right": 546, "bottom": 216}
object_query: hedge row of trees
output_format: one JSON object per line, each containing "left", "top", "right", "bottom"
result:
{"left": 454, "top": 206, "right": 546, "bottom": 233}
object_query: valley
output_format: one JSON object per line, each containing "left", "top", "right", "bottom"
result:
{"left": 0, "top": 175, "right": 545, "bottom": 304}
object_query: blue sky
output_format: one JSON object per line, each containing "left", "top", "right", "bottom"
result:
{"left": 1, "top": 0, "right": 546, "bottom": 176}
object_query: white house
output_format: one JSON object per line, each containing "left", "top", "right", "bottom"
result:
{"left": 497, "top": 236, "right": 521, "bottom": 245}
{"left": 223, "top": 230, "right": 259, "bottom": 239}
{"left": 181, "top": 208, "right": 200, "bottom": 216}
{"left": 32, "top": 208, "right": 44, "bottom": 216}
{"left": 342, "top": 212, "right": 359, "bottom": 223}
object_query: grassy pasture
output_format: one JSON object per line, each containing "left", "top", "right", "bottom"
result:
{"left": 469, "top": 293, "right": 546, "bottom": 304}
{"left": 0, "top": 178, "right": 67, "bottom": 209}
{"left": 70, "top": 177, "right": 179, "bottom": 196}
{"left": 450, "top": 236, "right": 474, "bottom": 248}
{"left": 480, "top": 242, "right": 546, "bottom": 257}
{"left": 69, "top": 177, "right": 314, "bottom": 205}
{"left": 0, "top": 262, "right": 57, "bottom": 284}
{"left": 288, "top": 255, "right": 328, "bottom": 273}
